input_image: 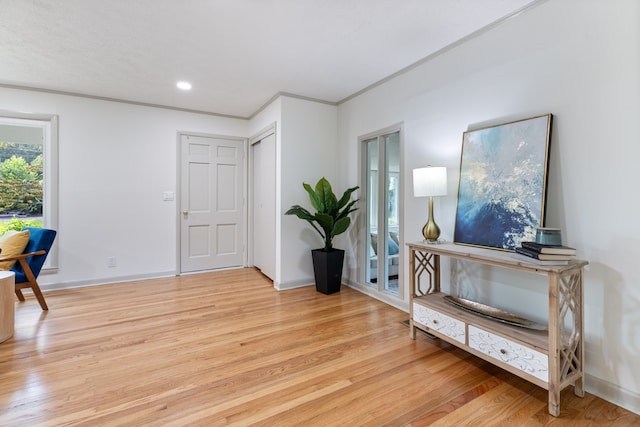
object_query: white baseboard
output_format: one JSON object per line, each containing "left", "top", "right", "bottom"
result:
{"left": 343, "top": 278, "right": 408, "bottom": 312}
{"left": 39, "top": 271, "right": 177, "bottom": 292}
{"left": 585, "top": 374, "right": 640, "bottom": 415}
{"left": 274, "top": 278, "right": 314, "bottom": 291}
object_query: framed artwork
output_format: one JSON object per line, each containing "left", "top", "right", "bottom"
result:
{"left": 454, "top": 114, "right": 553, "bottom": 251}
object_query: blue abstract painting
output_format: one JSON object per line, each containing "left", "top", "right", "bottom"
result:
{"left": 454, "top": 114, "right": 552, "bottom": 250}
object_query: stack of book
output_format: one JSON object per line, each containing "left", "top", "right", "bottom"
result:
{"left": 512, "top": 241, "right": 576, "bottom": 265}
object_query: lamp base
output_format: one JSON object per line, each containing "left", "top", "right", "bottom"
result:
{"left": 422, "top": 196, "right": 441, "bottom": 242}
{"left": 422, "top": 220, "right": 440, "bottom": 242}
{"left": 421, "top": 238, "right": 446, "bottom": 245}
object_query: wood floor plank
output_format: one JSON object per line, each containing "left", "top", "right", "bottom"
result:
{"left": 0, "top": 268, "right": 638, "bottom": 426}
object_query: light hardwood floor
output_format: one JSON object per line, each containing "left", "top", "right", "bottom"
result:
{"left": 1, "top": 268, "right": 638, "bottom": 426}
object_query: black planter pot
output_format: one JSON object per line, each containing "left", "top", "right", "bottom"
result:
{"left": 311, "top": 248, "right": 345, "bottom": 295}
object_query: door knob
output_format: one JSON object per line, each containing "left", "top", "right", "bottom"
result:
{"left": 182, "top": 210, "right": 188, "bottom": 215}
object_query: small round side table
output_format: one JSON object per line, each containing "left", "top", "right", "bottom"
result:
{"left": 0, "top": 271, "right": 16, "bottom": 343}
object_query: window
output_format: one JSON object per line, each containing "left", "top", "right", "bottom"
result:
{"left": 0, "top": 113, "right": 59, "bottom": 269}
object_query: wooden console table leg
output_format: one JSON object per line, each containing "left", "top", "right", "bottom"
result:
{"left": 574, "top": 268, "right": 586, "bottom": 398}
{"left": 548, "top": 271, "right": 561, "bottom": 416}
{"left": 575, "top": 376, "right": 585, "bottom": 397}
{"left": 547, "top": 267, "right": 585, "bottom": 415}
{"left": 409, "top": 247, "right": 416, "bottom": 340}
{"left": 549, "top": 392, "right": 560, "bottom": 417}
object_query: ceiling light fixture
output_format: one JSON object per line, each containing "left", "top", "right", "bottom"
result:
{"left": 176, "top": 81, "right": 192, "bottom": 90}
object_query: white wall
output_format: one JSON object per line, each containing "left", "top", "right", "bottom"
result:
{"left": 338, "top": 0, "right": 640, "bottom": 414}
{"left": 279, "top": 96, "right": 339, "bottom": 288}
{"left": 249, "top": 97, "right": 282, "bottom": 283}
{"left": 0, "top": 87, "right": 339, "bottom": 292}
{"left": 248, "top": 95, "right": 340, "bottom": 289}
{"left": 0, "top": 87, "right": 248, "bottom": 288}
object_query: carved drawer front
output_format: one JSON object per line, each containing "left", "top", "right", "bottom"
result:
{"left": 413, "top": 303, "right": 466, "bottom": 344}
{"left": 468, "top": 325, "right": 548, "bottom": 382}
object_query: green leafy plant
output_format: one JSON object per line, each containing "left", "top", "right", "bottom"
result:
{"left": 0, "top": 149, "right": 44, "bottom": 216}
{"left": 0, "top": 179, "right": 43, "bottom": 215}
{"left": 0, "top": 216, "right": 43, "bottom": 235}
{"left": 285, "top": 177, "right": 359, "bottom": 251}
{"left": 0, "top": 155, "right": 40, "bottom": 181}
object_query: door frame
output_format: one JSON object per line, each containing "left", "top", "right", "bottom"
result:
{"left": 356, "top": 122, "right": 405, "bottom": 307}
{"left": 176, "top": 131, "right": 248, "bottom": 274}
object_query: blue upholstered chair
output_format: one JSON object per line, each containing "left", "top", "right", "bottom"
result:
{"left": 0, "top": 227, "right": 57, "bottom": 310}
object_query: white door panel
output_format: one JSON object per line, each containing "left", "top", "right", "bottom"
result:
{"left": 181, "top": 135, "right": 244, "bottom": 273}
{"left": 252, "top": 133, "right": 276, "bottom": 280}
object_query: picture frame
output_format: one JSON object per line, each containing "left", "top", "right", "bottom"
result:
{"left": 453, "top": 114, "right": 553, "bottom": 251}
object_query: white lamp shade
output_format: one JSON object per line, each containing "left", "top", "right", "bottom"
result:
{"left": 413, "top": 166, "right": 447, "bottom": 197}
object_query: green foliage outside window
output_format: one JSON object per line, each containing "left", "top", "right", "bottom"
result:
{"left": 0, "top": 216, "right": 43, "bottom": 234}
{"left": 0, "top": 155, "right": 41, "bottom": 181}
{"left": 0, "top": 142, "right": 43, "bottom": 216}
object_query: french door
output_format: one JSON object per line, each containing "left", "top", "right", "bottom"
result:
{"left": 362, "top": 127, "right": 401, "bottom": 296}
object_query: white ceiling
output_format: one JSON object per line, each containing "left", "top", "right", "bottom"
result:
{"left": 0, "top": 0, "right": 540, "bottom": 118}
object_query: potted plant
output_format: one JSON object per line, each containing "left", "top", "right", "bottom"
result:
{"left": 285, "top": 177, "right": 359, "bottom": 294}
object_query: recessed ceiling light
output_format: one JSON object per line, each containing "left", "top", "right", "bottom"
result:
{"left": 176, "top": 81, "right": 192, "bottom": 90}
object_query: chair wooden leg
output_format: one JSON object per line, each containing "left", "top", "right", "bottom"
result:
{"left": 29, "top": 280, "right": 48, "bottom": 311}
{"left": 16, "top": 258, "right": 49, "bottom": 310}
{"left": 15, "top": 281, "right": 48, "bottom": 310}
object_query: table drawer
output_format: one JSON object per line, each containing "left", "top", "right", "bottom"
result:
{"left": 413, "top": 303, "right": 465, "bottom": 344}
{"left": 468, "top": 325, "right": 548, "bottom": 382}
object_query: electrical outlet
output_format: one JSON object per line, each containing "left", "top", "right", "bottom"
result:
{"left": 107, "top": 256, "right": 116, "bottom": 268}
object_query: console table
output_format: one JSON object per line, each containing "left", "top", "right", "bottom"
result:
{"left": 407, "top": 242, "right": 588, "bottom": 417}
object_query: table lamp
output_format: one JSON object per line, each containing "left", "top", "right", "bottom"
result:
{"left": 413, "top": 166, "right": 447, "bottom": 242}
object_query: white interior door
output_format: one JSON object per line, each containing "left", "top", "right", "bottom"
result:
{"left": 180, "top": 135, "right": 244, "bottom": 273}
{"left": 252, "top": 132, "right": 276, "bottom": 280}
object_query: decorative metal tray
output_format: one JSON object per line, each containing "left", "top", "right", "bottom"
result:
{"left": 442, "top": 295, "right": 547, "bottom": 331}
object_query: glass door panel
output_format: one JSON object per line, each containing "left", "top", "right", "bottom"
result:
{"left": 384, "top": 133, "right": 400, "bottom": 295}
{"left": 364, "top": 131, "right": 400, "bottom": 296}
{"left": 365, "top": 137, "right": 378, "bottom": 286}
